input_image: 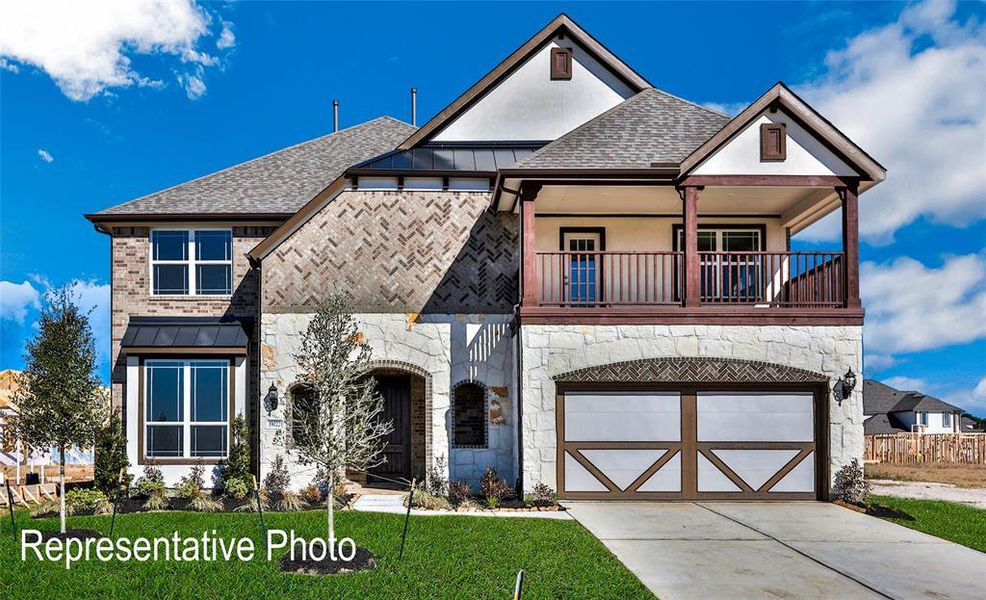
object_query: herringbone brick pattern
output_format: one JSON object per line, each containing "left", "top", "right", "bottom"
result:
{"left": 263, "top": 191, "right": 519, "bottom": 313}
{"left": 554, "top": 357, "right": 828, "bottom": 383}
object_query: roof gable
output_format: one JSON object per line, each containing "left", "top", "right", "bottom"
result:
{"left": 681, "top": 83, "right": 885, "bottom": 182}
{"left": 513, "top": 88, "right": 730, "bottom": 170}
{"left": 397, "top": 14, "right": 650, "bottom": 149}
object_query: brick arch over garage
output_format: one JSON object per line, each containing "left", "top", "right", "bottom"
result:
{"left": 366, "top": 359, "right": 433, "bottom": 480}
{"left": 553, "top": 357, "right": 829, "bottom": 384}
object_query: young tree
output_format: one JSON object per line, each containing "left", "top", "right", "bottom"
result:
{"left": 12, "top": 287, "right": 105, "bottom": 533}
{"left": 291, "top": 295, "right": 392, "bottom": 544}
{"left": 93, "top": 410, "right": 131, "bottom": 496}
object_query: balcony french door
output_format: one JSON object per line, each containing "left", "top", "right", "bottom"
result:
{"left": 677, "top": 228, "right": 763, "bottom": 302}
{"left": 562, "top": 231, "right": 601, "bottom": 306}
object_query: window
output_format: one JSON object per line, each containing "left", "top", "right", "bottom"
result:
{"left": 760, "top": 123, "right": 787, "bottom": 161}
{"left": 145, "top": 359, "right": 229, "bottom": 459}
{"left": 151, "top": 229, "right": 232, "bottom": 296}
{"left": 917, "top": 412, "right": 928, "bottom": 426}
{"left": 674, "top": 226, "right": 764, "bottom": 301}
{"left": 942, "top": 412, "right": 952, "bottom": 428}
{"left": 452, "top": 383, "right": 487, "bottom": 448}
{"left": 550, "top": 47, "right": 572, "bottom": 80}
{"left": 288, "top": 384, "right": 318, "bottom": 448}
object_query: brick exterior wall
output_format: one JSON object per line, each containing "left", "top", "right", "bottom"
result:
{"left": 262, "top": 191, "right": 519, "bottom": 314}
{"left": 109, "top": 225, "right": 274, "bottom": 433}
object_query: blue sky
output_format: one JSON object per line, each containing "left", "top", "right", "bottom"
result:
{"left": 1, "top": 1, "right": 984, "bottom": 414}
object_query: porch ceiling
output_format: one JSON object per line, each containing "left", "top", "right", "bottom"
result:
{"left": 520, "top": 184, "right": 839, "bottom": 229}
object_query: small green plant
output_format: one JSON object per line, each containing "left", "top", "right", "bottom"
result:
{"left": 833, "top": 458, "right": 870, "bottom": 506}
{"left": 426, "top": 455, "right": 448, "bottom": 497}
{"left": 263, "top": 455, "right": 291, "bottom": 506}
{"left": 448, "top": 480, "right": 471, "bottom": 506}
{"left": 480, "top": 466, "right": 513, "bottom": 508}
{"left": 141, "top": 482, "right": 168, "bottom": 510}
{"left": 276, "top": 490, "right": 307, "bottom": 512}
{"left": 408, "top": 484, "right": 452, "bottom": 510}
{"left": 220, "top": 414, "right": 252, "bottom": 497}
{"left": 529, "top": 481, "right": 556, "bottom": 507}
{"left": 134, "top": 463, "right": 164, "bottom": 496}
{"left": 300, "top": 484, "right": 322, "bottom": 505}
{"left": 94, "top": 411, "right": 131, "bottom": 496}
{"left": 224, "top": 478, "right": 250, "bottom": 501}
{"left": 175, "top": 464, "right": 207, "bottom": 499}
{"left": 31, "top": 499, "right": 60, "bottom": 518}
{"left": 233, "top": 488, "right": 268, "bottom": 512}
{"left": 65, "top": 488, "right": 111, "bottom": 515}
{"left": 189, "top": 495, "right": 223, "bottom": 512}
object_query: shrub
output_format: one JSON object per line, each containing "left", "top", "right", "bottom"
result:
{"left": 93, "top": 411, "right": 131, "bottom": 496}
{"left": 276, "top": 490, "right": 307, "bottom": 512}
{"left": 408, "top": 484, "right": 451, "bottom": 510}
{"left": 300, "top": 484, "right": 322, "bottom": 505}
{"left": 233, "top": 488, "right": 268, "bottom": 512}
{"left": 220, "top": 414, "right": 252, "bottom": 497}
{"left": 31, "top": 499, "right": 60, "bottom": 518}
{"left": 480, "top": 466, "right": 514, "bottom": 508}
{"left": 833, "top": 458, "right": 870, "bottom": 506}
{"left": 426, "top": 455, "right": 448, "bottom": 497}
{"left": 224, "top": 478, "right": 250, "bottom": 501}
{"left": 141, "top": 481, "right": 168, "bottom": 510}
{"left": 263, "top": 455, "right": 291, "bottom": 503}
{"left": 529, "top": 481, "right": 556, "bottom": 507}
{"left": 66, "top": 488, "right": 111, "bottom": 515}
{"left": 190, "top": 495, "right": 223, "bottom": 512}
{"left": 448, "top": 480, "right": 472, "bottom": 506}
{"left": 134, "top": 463, "right": 164, "bottom": 496}
{"left": 175, "top": 464, "right": 207, "bottom": 500}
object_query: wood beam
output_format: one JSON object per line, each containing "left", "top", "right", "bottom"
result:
{"left": 681, "top": 186, "right": 701, "bottom": 308}
{"left": 840, "top": 183, "right": 861, "bottom": 309}
{"left": 680, "top": 175, "right": 858, "bottom": 188}
{"left": 520, "top": 183, "right": 542, "bottom": 307}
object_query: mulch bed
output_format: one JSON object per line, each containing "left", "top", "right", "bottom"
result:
{"left": 832, "top": 498, "right": 915, "bottom": 520}
{"left": 38, "top": 529, "right": 106, "bottom": 542}
{"left": 279, "top": 547, "right": 376, "bottom": 575}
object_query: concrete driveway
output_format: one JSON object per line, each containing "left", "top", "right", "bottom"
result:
{"left": 565, "top": 501, "right": 986, "bottom": 600}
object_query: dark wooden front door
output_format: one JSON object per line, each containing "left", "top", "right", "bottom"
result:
{"left": 369, "top": 375, "right": 412, "bottom": 483}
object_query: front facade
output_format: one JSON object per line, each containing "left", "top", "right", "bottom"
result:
{"left": 86, "top": 15, "right": 884, "bottom": 500}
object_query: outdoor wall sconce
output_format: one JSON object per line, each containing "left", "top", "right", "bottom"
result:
{"left": 264, "top": 384, "right": 279, "bottom": 416}
{"left": 833, "top": 367, "right": 857, "bottom": 405}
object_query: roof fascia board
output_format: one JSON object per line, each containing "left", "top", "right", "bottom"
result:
{"left": 248, "top": 176, "right": 349, "bottom": 262}
{"left": 85, "top": 213, "right": 292, "bottom": 224}
{"left": 679, "top": 83, "right": 886, "bottom": 183}
{"left": 396, "top": 14, "right": 651, "bottom": 151}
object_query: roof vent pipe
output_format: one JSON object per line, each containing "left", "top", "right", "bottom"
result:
{"left": 411, "top": 87, "right": 417, "bottom": 127}
{"left": 332, "top": 99, "right": 339, "bottom": 132}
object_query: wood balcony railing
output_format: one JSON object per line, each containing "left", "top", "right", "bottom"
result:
{"left": 534, "top": 250, "right": 846, "bottom": 308}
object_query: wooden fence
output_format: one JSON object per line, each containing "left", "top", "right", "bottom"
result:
{"left": 865, "top": 433, "right": 986, "bottom": 465}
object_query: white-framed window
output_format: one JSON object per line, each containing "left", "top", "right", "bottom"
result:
{"left": 942, "top": 412, "right": 952, "bottom": 428}
{"left": 916, "top": 411, "right": 928, "bottom": 426}
{"left": 144, "top": 359, "right": 229, "bottom": 459}
{"left": 150, "top": 229, "right": 232, "bottom": 296}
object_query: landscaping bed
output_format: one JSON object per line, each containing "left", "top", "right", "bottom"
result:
{"left": 2, "top": 508, "right": 652, "bottom": 599}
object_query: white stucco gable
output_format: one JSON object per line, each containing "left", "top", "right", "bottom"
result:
{"left": 693, "top": 108, "right": 857, "bottom": 177}
{"left": 432, "top": 39, "right": 636, "bottom": 142}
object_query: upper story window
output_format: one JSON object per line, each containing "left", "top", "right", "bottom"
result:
{"left": 151, "top": 229, "right": 232, "bottom": 296}
{"left": 144, "top": 359, "right": 230, "bottom": 460}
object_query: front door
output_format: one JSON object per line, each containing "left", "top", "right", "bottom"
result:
{"left": 562, "top": 231, "right": 602, "bottom": 305}
{"left": 368, "top": 374, "right": 412, "bottom": 483}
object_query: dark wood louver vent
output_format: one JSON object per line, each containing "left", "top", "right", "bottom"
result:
{"left": 551, "top": 47, "right": 573, "bottom": 80}
{"left": 760, "top": 123, "right": 787, "bottom": 161}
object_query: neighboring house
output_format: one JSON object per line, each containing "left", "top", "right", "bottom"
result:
{"left": 85, "top": 15, "right": 885, "bottom": 501}
{"left": 863, "top": 379, "right": 964, "bottom": 434}
{"left": 960, "top": 415, "right": 985, "bottom": 433}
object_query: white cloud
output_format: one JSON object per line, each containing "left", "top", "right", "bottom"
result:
{"left": 37, "top": 149, "right": 53, "bottom": 163}
{"left": 0, "top": 0, "right": 234, "bottom": 102}
{"left": 864, "top": 353, "right": 896, "bottom": 372}
{"left": 0, "top": 280, "right": 41, "bottom": 324}
{"left": 861, "top": 254, "right": 986, "bottom": 356}
{"left": 882, "top": 376, "right": 926, "bottom": 392}
{"left": 795, "top": 0, "right": 986, "bottom": 242}
{"left": 943, "top": 377, "right": 986, "bottom": 415}
{"left": 178, "top": 65, "right": 207, "bottom": 100}
{"left": 216, "top": 21, "right": 235, "bottom": 50}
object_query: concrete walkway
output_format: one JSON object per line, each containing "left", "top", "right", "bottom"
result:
{"left": 565, "top": 501, "right": 986, "bottom": 600}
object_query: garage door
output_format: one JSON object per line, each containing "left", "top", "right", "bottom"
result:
{"left": 558, "top": 389, "right": 819, "bottom": 500}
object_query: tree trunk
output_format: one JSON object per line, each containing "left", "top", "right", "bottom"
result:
{"left": 327, "top": 470, "right": 335, "bottom": 543}
{"left": 59, "top": 444, "right": 66, "bottom": 534}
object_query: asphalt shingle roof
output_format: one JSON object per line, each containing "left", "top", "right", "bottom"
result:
{"left": 863, "top": 379, "right": 961, "bottom": 416}
{"left": 91, "top": 116, "right": 415, "bottom": 216}
{"left": 514, "top": 88, "right": 730, "bottom": 169}
{"left": 864, "top": 413, "right": 907, "bottom": 435}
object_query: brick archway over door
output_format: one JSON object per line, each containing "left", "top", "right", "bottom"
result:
{"left": 366, "top": 360, "right": 432, "bottom": 481}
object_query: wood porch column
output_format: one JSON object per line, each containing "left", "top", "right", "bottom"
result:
{"left": 839, "top": 182, "right": 861, "bottom": 309}
{"left": 681, "top": 186, "right": 702, "bottom": 308}
{"left": 520, "top": 183, "right": 542, "bottom": 307}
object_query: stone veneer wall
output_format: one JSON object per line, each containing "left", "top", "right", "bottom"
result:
{"left": 259, "top": 313, "right": 515, "bottom": 490}
{"left": 519, "top": 324, "right": 864, "bottom": 495}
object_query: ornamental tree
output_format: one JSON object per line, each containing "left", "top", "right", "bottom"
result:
{"left": 290, "top": 295, "right": 392, "bottom": 543}
{"left": 12, "top": 287, "right": 105, "bottom": 533}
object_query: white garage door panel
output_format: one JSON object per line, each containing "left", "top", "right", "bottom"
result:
{"left": 565, "top": 392, "right": 680, "bottom": 441}
{"left": 697, "top": 392, "right": 814, "bottom": 442}
{"left": 771, "top": 452, "right": 815, "bottom": 492}
{"left": 565, "top": 452, "right": 609, "bottom": 492}
{"left": 637, "top": 452, "right": 682, "bottom": 492}
{"left": 712, "top": 449, "right": 800, "bottom": 490}
{"left": 698, "top": 452, "right": 741, "bottom": 492}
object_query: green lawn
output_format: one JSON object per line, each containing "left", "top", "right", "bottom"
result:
{"left": 0, "top": 509, "right": 652, "bottom": 600}
{"left": 869, "top": 495, "right": 986, "bottom": 553}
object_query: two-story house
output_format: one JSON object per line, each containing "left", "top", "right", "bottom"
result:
{"left": 85, "top": 15, "right": 884, "bottom": 501}
{"left": 863, "top": 380, "right": 964, "bottom": 435}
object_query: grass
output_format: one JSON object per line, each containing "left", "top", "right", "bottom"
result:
{"left": 0, "top": 508, "right": 652, "bottom": 600}
{"left": 869, "top": 495, "right": 986, "bottom": 553}
{"left": 867, "top": 463, "right": 986, "bottom": 488}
